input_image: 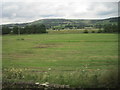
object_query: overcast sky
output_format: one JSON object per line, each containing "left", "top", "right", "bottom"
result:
{"left": 1, "top": 0, "right": 119, "bottom": 24}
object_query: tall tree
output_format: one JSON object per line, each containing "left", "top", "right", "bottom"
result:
{"left": 2, "top": 26, "right": 11, "bottom": 34}
{"left": 13, "top": 26, "right": 19, "bottom": 34}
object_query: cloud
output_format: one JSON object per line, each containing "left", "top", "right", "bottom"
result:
{"left": 3, "top": 0, "right": 120, "bottom": 2}
{"left": 1, "top": 1, "right": 118, "bottom": 24}
{"left": 86, "top": 2, "right": 118, "bottom": 18}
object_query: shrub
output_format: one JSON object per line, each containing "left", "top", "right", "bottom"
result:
{"left": 83, "top": 30, "right": 88, "bottom": 33}
{"left": 91, "top": 30, "right": 95, "bottom": 33}
{"left": 97, "top": 30, "right": 102, "bottom": 33}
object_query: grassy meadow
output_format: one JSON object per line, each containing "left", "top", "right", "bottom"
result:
{"left": 47, "top": 29, "right": 99, "bottom": 34}
{"left": 2, "top": 33, "right": 118, "bottom": 88}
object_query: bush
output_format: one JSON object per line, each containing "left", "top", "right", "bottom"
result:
{"left": 97, "top": 30, "right": 102, "bottom": 33}
{"left": 91, "top": 30, "right": 95, "bottom": 33}
{"left": 83, "top": 30, "right": 88, "bottom": 33}
{"left": 17, "top": 38, "right": 24, "bottom": 40}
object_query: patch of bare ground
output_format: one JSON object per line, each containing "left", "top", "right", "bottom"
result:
{"left": 33, "top": 43, "right": 60, "bottom": 48}
{"left": 89, "top": 56, "right": 118, "bottom": 58}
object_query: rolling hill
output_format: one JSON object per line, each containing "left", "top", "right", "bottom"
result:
{"left": 2, "top": 17, "right": 118, "bottom": 29}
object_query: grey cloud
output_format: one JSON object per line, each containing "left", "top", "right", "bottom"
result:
{"left": 2, "top": 2, "right": 118, "bottom": 24}
{"left": 88, "top": 2, "right": 118, "bottom": 16}
{"left": 97, "top": 10, "right": 117, "bottom": 16}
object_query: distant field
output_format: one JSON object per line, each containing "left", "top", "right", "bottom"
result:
{"left": 47, "top": 29, "right": 99, "bottom": 34}
{"left": 2, "top": 33, "right": 118, "bottom": 88}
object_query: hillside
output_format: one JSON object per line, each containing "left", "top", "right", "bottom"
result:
{"left": 2, "top": 17, "right": 118, "bottom": 29}
{"left": 28, "top": 17, "right": 118, "bottom": 28}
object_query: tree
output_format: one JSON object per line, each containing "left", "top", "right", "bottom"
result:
{"left": 19, "top": 27, "right": 25, "bottom": 34}
{"left": 13, "top": 26, "right": 19, "bottom": 34}
{"left": 102, "top": 24, "right": 118, "bottom": 33}
{"left": 39, "top": 24, "right": 46, "bottom": 33}
{"left": 83, "top": 29, "right": 88, "bottom": 33}
{"left": 97, "top": 29, "right": 103, "bottom": 33}
{"left": 23, "top": 24, "right": 46, "bottom": 34}
{"left": 24, "top": 25, "right": 32, "bottom": 34}
{"left": 2, "top": 24, "right": 47, "bottom": 35}
{"left": 2, "top": 26, "right": 11, "bottom": 34}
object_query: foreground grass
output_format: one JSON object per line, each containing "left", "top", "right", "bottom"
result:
{"left": 2, "top": 33, "right": 118, "bottom": 88}
{"left": 3, "top": 67, "right": 118, "bottom": 88}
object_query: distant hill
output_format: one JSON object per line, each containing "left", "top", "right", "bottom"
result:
{"left": 2, "top": 17, "right": 118, "bottom": 29}
{"left": 28, "top": 17, "right": 118, "bottom": 29}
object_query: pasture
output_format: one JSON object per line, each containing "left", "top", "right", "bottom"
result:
{"left": 2, "top": 33, "right": 118, "bottom": 88}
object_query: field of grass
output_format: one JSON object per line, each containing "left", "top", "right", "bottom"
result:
{"left": 2, "top": 33, "right": 118, "bottom": 88}
{"left": 47, "top": 29, "right": 99, "bottom": 34}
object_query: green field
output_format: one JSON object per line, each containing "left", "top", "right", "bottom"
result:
{"left": 47, "top": 29, "right": 99, "bottom": 34}
{"left": 2, "top": 33, "right": 118, "bottom": 88}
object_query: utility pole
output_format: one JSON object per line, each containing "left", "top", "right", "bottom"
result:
{"left": 18, "top": 26, "right": 20, "bottom": 36}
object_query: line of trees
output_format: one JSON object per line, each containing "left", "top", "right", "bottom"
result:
{"left": 2, "top": 24, "right": 47, "bottom": 35}
{"left": 2, "top": 23, "right": 118, "bottom": 34}
{"left": 52, "top": 23, "right": 86, "bottom": 30}
{"left": 95, "top": 24, "right": 118, "bottom": 33}
{"left": 51, "top": 23, "right": 118, "bottom": 33}
{"left": 102, "top": 24, "right": 118, "bottom": 33}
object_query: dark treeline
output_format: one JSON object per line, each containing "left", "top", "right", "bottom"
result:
{"left": 2, "top": 24, "right": 47, "bottom": 35}
{"left": 94, "top": 24, "right": 118, "bottom": 33}
{"left": 2, "top": 23, "right": 118, "bottom": 34}
{"left": 52, "top": 23, "right": 118, "bottom": 33}
{"left": 51, "top": 23, "right": 87, "bottom": 30}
